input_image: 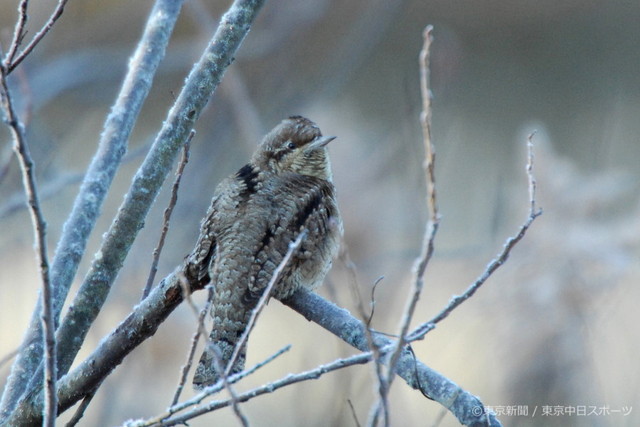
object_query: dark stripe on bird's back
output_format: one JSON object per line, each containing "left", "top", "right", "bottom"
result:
{"left": 293, "top": 181, "right": 333, "bottom": 231}
{"left": 236, "top": 163, "right": 259, "bottom": 195}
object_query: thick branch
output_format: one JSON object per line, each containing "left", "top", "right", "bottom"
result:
{"left": 52, "top": 0, "right": 265, "bottom": 380}
{"left": 283, "top": 290, "right": 500, "bottom": 427}
{"left": 3, "top": 272, "right": 189, "bottom": 425}
{"left": 0, "top": 0, "right": 185, "bottom": 418}
{"left": 4, "top": 276, "right": 499, "bottom": 426}
{"left": 3, "top": 1, "right": 266, "bottom": 423}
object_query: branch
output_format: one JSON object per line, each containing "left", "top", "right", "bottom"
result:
{"left": 0, "top": 56, "right": 55, "bottom": 426}
{"left": 170, "top": 274, "right": 212, "bottom": 405}
{"left": 4, "top": 271, "right": 188, "bottom": 425}
{"left": 5, "top": 0, "right": 71, "bottom": 74}
{"left": 52, "top": 0, "right": 266, "bottom": 383}
{"left": 147, "top": 345, "right": 291, "bottom": 426}
{"left": 407, "top": 133, "right": 542, "bottom": 343}
{"left": 2, "top": 276, "right": 500, "bottom": 426}
{"left": 372, "top": 25, "right": 438, "bottom": 425}
{"left": 3, "top": 0, "right": 29, "bottom": 68}
{"left": 145, "top": 352, "right": 373, "bottom": 426}
{"left": 142, "top": 133, "right": 193, "bottom": 300}
{"left": 0, "top": 0, "right": 185, "bottom": 418}
{"left": 283, "top": 290, "right": 501, "bottom": 427}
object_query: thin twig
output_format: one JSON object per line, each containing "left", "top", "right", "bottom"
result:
{"left": 182, "top": 276, "right": 250, "bottom": 427}
{"left": 170, "top": 275, "right": 212, "bottom": 406}
{"left": 367, "top": 276, "right": 384, "bottom": 327}
{"left": 65, "top": 387, "right": 98, "bottom": 427}
{"left": 526, "top": 131, "right": 538, "bottom": 212}
{"left": 131, "top": 345, "right": 292, "bottom": 427}
{"left": 0, "top": 62, "right": 55, "bottom": 426}
{"left": 143, "top": 132, "right": 194, "bottom": 300}
{"left": 407, "top": 133, "right": 542, "bottom": 342}
{"left": 347, "top": 399, "right": 362, "bottom": 427}
{"left": 133, "top": 352, "right": 373, "bottom": 427}
{"left": 224, "top": 230, "right": 307, "bottom": 378}
{"left": 341, "top": 247, "right": 388, "bottom": 426}
{"left": 0, "top": 348, "right": 19, "bottom": 370}
{"left": 6, "top": 0, "right": 71, "bottom": 74}
{"left": 0, "top": 2, "right": 185, "bottom": 416}
{"left": 373, "top": 25, "right": 438, "bottom": 425}
{"left": 208, "top": 342, "right": 250, "bottom": 427}
{"left": 3, "top": 0, "right": 30, "bottom": 67}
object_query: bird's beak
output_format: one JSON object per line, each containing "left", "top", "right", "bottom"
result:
{"left": 305, "top": 135, "right": 336, "bottom": 152}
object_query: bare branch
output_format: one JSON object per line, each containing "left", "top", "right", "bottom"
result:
{"left": 284, "top": 290, "right": 500, "bottom": 426}
{"left": 51, "top": 0, "right": 267, "bottom": 387}
{"left": 5, "top": 0, "right": 71, "bottom": 74}
{"left": 373, "top": 26, "right": 438, "bottom": 425}
{"left": 142, "top": 352, "right": 373, "bottom": 427}
{"left": 347, "top": 399, "right": 362, "bottom": 427}
{"left": 142, "top": 133, "right": 193, "bottom": 300}
{"left": 0, "top": 58, "right": 55, "bottom": 427}
{"left": 170, "top": 275, "right": 211, "bottom": 406}
{"left": 341, "top": 248, "right": 388, "bottom": 426}
{"left": 407, "top": 134, "right": 542, "bottom": 343}
{"left": 3, "top": 0, "right": 29, "bottom": 67}
{"left": 64, "top": 388, "right": 97, "bottom": 427}
{"left": 0, "top": 1, "right": 185, "bottom": 417}
{"left": 150, "top": 345, "right": 291, "bottom": 426}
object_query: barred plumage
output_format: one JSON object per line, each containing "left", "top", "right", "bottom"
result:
{"left": 186, "top": 116, "right": 342, "bottom": 389}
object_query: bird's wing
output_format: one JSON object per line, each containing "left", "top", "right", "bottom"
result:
{"left": 185, "top": 193, "right": 220, "bottom": 283}
{"left": 245, "top": 174, "right": 338, "bottom": 302}
{"left": 185, "top": 164, "right": 260, "bottom": 284}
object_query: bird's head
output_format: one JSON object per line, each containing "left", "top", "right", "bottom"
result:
{"left": 254, "top": 116, "right": 336, "bottom": 180}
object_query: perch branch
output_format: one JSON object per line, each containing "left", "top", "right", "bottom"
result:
{"left": 3, "top": 277, "right": 500, "bottom": 426}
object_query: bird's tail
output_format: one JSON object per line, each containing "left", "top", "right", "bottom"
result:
{"left": 192, "top": 302, "right": 249, "bottom": 389}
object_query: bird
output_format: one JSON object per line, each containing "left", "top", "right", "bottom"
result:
{"left": 185, "top": 116, "right": 342, "bottom": 389}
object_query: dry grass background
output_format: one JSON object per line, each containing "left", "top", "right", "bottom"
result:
{"left": 1, "top": 1, "right": 639, "bottom": 426}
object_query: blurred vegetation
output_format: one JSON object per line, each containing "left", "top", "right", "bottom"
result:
{"left": 1, "top": 1, "right": 638, "bottom": 426}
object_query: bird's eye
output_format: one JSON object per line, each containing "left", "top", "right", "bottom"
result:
{"left": 287, "top": 142, "right": 296, "bottom": 150}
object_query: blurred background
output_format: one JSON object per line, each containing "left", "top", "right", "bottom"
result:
{"left": 1, "top": 1, "right": 639, "bottom": 426}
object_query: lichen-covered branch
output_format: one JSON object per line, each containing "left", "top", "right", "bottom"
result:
{"left": 3, "top": 275, "right": 500, "bottom": 426}
{"left": 283, "top": 290, "right": 501, "bottom": 427}
{"left": 3, "top": 271, "right": 187, "bottom": 425}
{"left": 0, "top": 0, "right": 185, "bottom": 418}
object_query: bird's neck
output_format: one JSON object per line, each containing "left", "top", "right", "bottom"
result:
{"left": 291, "top": 150, "right": 333, "bottom": 181}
